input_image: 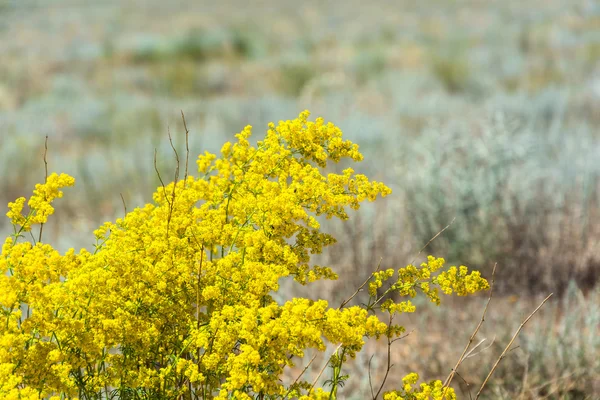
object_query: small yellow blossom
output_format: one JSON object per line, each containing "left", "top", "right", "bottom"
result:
{"left": 0, "top": 111, "right": 486, "bottom": 398}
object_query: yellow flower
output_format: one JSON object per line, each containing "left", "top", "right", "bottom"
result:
{"left": 0, "top": 111, "right": 483, "bottom": 398}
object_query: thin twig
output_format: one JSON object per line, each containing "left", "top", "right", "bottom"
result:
{"left": 373, "top": 315, "right": 394, "bottom": 400}
{"left": 410, "top": 217, "right": 456, "bottom": 265}
{"left": 464, "top": 336, "right": 495, "bottom": 360}
{"left": 507, "top": 345, "right": 521, "bottom": 354}
{"left": 38, "top": 135, "right": 49, "bottom": 243}
{"left": 366, "top": 329, "right": 414, "bottom": 399}
{"left": 455, "top": 370, "right": 473, "bottom": 400}
{"left": 308, "top": 344, "right": 343, "bottom": 395}
{"left": 154, "top": 149, "right": 168, "bottom": 198}
{"left": 167, "top": 126, "right": 180, "bottom": 183}
{"left": 463, "top": 338, "right": 487, "bottom": 359}
{"left": 443, "top": 263, "right": 496, "bottom": 393}
{"left": 368, "top": 354, "right": 376, "bottom": 400}
{"left": 475, "top": 293, "right": 553, "bottom": 400}
{"left": 119, "top": 193, "right": 127, "bottom": 217}
{"left": 284, "top": 352, "right": 319, "bottom": 399}
{"left": 167, "top": 127, "right": 180, "bottom": 236}
{"left": 43, "top": 136, "right": 48, "bottom": 180}
{"left": 181, "top": 110, "right": 190, "bottom": 181}
{"left": 154, "top": 148, "right": 171, "bottom": 238}
{"left": 390, "top": 329, "right": 414, "bottom": 345}
{"left": 340, "top": 258, "right": 382, "bottom": 309}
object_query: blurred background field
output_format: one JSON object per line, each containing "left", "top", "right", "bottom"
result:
{"left": 1, "top": 0, "right": 599, "bottom": 398}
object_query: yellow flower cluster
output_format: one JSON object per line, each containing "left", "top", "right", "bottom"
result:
{"left": 1, "top": 111, "right": 487, "bottom": 399}
{"left": 367, "top": 256, "right": 488, "bottom": 310}
{"left": 435, "top": 266, "right": 489, "bottom": 296}
{"left": 6, "top": 173, "right": 75, "bottom": 232}
{"left": 383, "top": 373, "right": 457, "bottom": 400}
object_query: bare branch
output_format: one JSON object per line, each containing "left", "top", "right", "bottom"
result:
{"left": 38, "top": 135, "right": 49, "bottom": 243}
{"left": 181, "top": 110, "right": 190, "bottom": 182}
{"left": 367, "top": 329, "right": 413, "bottom": 400}
{"left": 43, "top": 135, "right": 48, "bottom": 182}
{"left": 455, "top": 370, "right": 473, "bottom": 400}
{"left": 119, "top": 193, "right": 127, "bottom": 217}
{"left": 390, "top": 329, "right": 414, "bottom": 345}
{"left": 374, "top": 315, "right": 394, "bottom": 400}
{"left": 368, "top": 354, "right": 376, "bottom": 400}
{"left": 443, "top": 263, "right": 496, "bottom": 393}
{"left": 166, "top": 127, "right": 180, "bottom": 236}
{"left": 464, "top": 336, "right": 495, "bottom": 360}
{"left": 167, "top": 126, "right": 180, "bottom": 184}
{"left": 154, "top": 148, "right": 168, "bottom": 193}
{"left": 410, "top": 216, "right": 456, "bottom": 265}
{"left": 475, "top": 293, "right": 553, "bottom": 399}
{"left": 284, "top": 352, "right": 319, "bottom": 399}
{"left": 154, "top": 148, "right": 172, "bottom": 238}
{"left": 340, "top": 257, "right": 382, "bottom": 309}
{"left": 308, "top": 344, "right": 343, "bottom": 395}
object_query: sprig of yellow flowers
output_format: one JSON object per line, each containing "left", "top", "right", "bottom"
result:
{"left": 1, "top": 111, "right": 488, "bottom": 399}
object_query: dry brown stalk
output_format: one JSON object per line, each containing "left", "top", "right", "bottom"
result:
{"left": 409, "top": 216, "right": 456, "bottom": 265}
{"left": 475, "top": 292, "right": 553, "bottom": 399}
{"left": 284, "top": 352, "right": 319, "bottom": 398}
{"left": 38, "top": 135, "right": 49, "bottom": 243}
{"left": 308, "top": 343, "right": 343, "bottom": 395}
{"left": 443, "top": 263, "right": 497, "bottom": 394}
{"left": 181, "top": 110, "right": 190, "bottom": 181}
{"left": 339, "top": 257, "right": 382, "bottom": 309}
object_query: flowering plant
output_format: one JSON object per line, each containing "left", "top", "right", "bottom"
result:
{"left": 1, "top": 111, "right": 488, "bottom": 399}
